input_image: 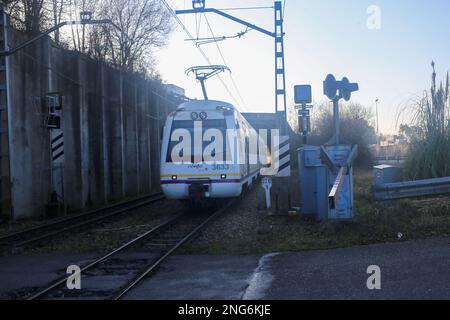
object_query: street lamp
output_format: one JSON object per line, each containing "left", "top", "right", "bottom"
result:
{"left": 375, "top": 99, "right": 379, "bottom": 134}
{"left": 192, "top": 0, "right": 206, "bottom": 10}
{"left": 0, "top": 13, "right": 122, "bottom": 57}
{"left": 80, "top": 11, "right": 93, "bottom": 22}
{"left": 375, "top": 98, "right": 380, "bottom": 144}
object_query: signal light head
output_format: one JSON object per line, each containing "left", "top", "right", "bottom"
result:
{"left": 323, "top": 74, "right": 359, "bottom": 101}
{"left": 324, "top": 74, "right": 338, "bottom": 100}
{"left": 340, "top": 77, "right": 359, "bottom": 101}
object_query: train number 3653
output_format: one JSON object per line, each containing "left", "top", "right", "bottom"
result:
{"left": 212, "top": 164, "right": 230, "bottom": 171}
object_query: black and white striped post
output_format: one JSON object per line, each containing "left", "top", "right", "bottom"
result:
{"left": 264, "top": 133, "right": 292, "bottom": 213}
{"left": 50, "top": 128, "right": 64, "bottom": 201}
{"left": 274, "top": 135, "right": 291, "bottom": 178}
{"left": 46, "top": 94, "right": 64, "bottom": 213}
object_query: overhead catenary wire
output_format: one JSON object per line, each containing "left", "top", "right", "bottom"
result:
{"left": 161, "top": 0, "right": 242, "bottom": 109}
{"left": 212, "top": 6, "right": 274, "bottom": 12}
{"left": 160, "top": 0, "right": 243, "bottom": 110}
{"left": 203, "top": 13, "right": 248, "bottom": 111}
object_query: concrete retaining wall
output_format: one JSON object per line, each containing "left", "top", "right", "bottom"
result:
{"left": 7, "top": 30, "right": 181, "bottom": 219}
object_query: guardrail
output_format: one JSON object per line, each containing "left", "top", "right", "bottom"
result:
{"left": 374, "top": 176, "right": 450, "bottom": 201}
{"left": 373, "top": 156, "right": 407, "bottom": 162}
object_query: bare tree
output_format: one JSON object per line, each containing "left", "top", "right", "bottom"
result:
{"left": 65, "top": 0, "right": 98, "bottom": 52}
{"left": 17, "top": 0, "right": 45, "bottom": 34}
{"left": 6, "top": 0, "right": 173, "bottom": 76}
{"left": 50, "top": 0, "right": 64, "bottom": 43}
{"left": 95, "top": 0, "right": 173, "bottom": 72}
{"left": 5, "top": 1, "right": 25, "bottom": 30}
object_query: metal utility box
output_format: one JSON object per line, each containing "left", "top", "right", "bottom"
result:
{"left": 373, "top": 165, "right": 403, "bottom": 186}
{"left": 299, "top": 146, "right": 328, "bottom": 220}
{"left": 299, "top": 145, "right": 356, "bottom": 221}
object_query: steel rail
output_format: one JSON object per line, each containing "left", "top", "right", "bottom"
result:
{"left": 27, "top": 213, "right": 182, "bottom": 300}
{"left": 0, "top": 193, "right": 165, "bottom": 251}
{"left": 27, "top": 201, "right": 235, "bottom": 300}
{"left": 113, "top": 201, "right": 235, "bottom": 300}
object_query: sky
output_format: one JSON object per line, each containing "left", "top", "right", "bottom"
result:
{"left": 156, "top": 0, "right": 450, "bottom": 134}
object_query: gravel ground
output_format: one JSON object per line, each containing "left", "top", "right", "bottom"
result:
{"left": 0, "top": 219, "right": 44, "bottom": 238}
{"left": 180, "top": 185, "right": 272, "bottom": 255}
{"left": 4, "top": 170, "right": 450, "bottom": 257}
{"left": 182, "top": 170, "right": 450, "bottom": 255}
{"left": 0, "top": 195, "right": 168, "bottom": 237}
{"left": 25, "top": 198, "right": 187, "bottom": 255}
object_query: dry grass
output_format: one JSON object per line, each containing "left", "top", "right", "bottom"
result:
{"left": 404, "top": 63, "right": 450, "bottom": 179}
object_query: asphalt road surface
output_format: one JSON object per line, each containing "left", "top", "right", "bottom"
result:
{"left": 1, "top": 237, "right": 449, "bottom": 300}
{"left": 248, "top": 237, "right": 450, "bottom": 300}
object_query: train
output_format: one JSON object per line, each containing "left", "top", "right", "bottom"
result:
{"left": 160, "top": 99, "right": 271, "bottom": 202}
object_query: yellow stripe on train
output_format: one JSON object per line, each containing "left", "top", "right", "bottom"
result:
{"left": 161, "top": 173, "right": 241, "bottom": 179}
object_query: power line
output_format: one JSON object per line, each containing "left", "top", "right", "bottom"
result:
{"left": 161, "top": 0, "right": 241, "bottom": 108}
{"left": 203, "top": 13, "right": 248, "bottom": 111}
{"left": 160, "top": 0, "right": 242, "bottom": 110}
{"left": 214, "top": 6, "right": 274, "bottom": 11}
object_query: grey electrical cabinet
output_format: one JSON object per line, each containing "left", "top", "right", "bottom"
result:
{"left": 299, "top": 145, "right": 356, "bottom": 221}
{"left": 299, "top": 146, "right": 328, "bottom": 220}
{"left": 373, "top": 165, "right": 403, "bottom": 186}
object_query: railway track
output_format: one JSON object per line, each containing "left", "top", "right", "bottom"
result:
{"left": 0, "top": 193, "right": 165, "bottom": 253}
{"left": 26, "top": 201, "right": 234, "bottom": 300}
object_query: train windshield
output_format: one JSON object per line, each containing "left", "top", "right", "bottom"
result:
{"left": 166, "top": 119, "right": 230, "bottom": 163}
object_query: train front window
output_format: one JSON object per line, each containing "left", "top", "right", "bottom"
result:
{"left": 167, "top": 119, "right": 230, "bottom": 163}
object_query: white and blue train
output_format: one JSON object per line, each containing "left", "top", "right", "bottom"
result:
{"left": 160, "top": 100, "right": 271, "bottom": 201}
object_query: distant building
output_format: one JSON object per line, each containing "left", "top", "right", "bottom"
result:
{"left": 371, "top": 133, "right": 410, "bottom": 163}
{"left": 164, "top": 84, "right": 186, "bottom": 98}
{"left": 380, "top": 134, "right": 408, "bottom": 146}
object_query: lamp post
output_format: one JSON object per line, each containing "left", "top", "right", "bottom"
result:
{"left": 375, "top": 99, "right": 379, "bottom": 134}
{"left": 0, "top": 12, "right": 117, "bottom": 57}
{"left": 375, "top": 98, "right": 380, "bottom": 144}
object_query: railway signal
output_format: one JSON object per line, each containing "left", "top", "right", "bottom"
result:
{"left": 323, "top": 74, "right": 359, "bottom": 102}
{"left": 323, "top": 74, "right": 359, "bottom": 145}
{"left": 294, "top": 85, "right": 313, "bottom": 144}
{"left": 298, "top": 75, "right": 360, "bottom": 221}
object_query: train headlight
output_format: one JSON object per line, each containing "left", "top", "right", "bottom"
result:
{"left": 216, "top": 106, "right": 232, "bottom": 112}
{"left": 221, "top": 174, "right": 227, "bottom": 180}
{"left": 172, "top": 175, "right": 178, "bottom": 181}
{"left": 199, "top": 112, "right": 208, "bottom": 120}
{"left": 191, "top": 112, "right": 199, "bottom": 121}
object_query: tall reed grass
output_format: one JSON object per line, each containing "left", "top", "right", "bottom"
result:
{"left": 404, "top": 62, "right": 450, "bottom": 179}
